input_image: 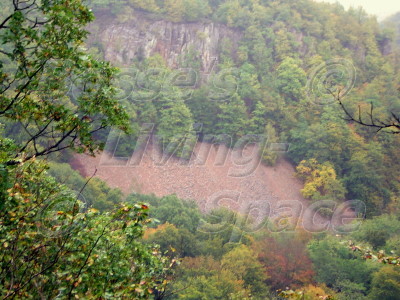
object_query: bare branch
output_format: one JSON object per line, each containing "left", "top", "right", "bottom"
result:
{"left": 332, "top": 90, "right": 400, "bottom": 134}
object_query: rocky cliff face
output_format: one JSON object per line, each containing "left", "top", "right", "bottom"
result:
{"left": 89, "top": 12, "right": 242, "bottom": 71}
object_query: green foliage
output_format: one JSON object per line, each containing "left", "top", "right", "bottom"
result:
{"left": 127, "top": 193, "right": 201, "bottom": 233}
{"left": 289, "top": 107, "right": 392, "bottom": 215}
{"left": 0, "top": 159, "right": 172, "bottom": 298}
{"left": 196, "top": 208, "right": 253, "bottom": 258}
{"left": 383, "top": 12, "right": 400, "bottom": 46}
{"left": 164, "top": 0, "right": 185, "bottom": 22}
{"left": 48, "top": 162, "right": 123, "bottom": 211}
{"left": 172, "top": 266, "right": 252, "bottom": 299}
{"left": 369, "top": 266, "right": 400, "bottom": 300}
{"left": 296, "top": 158, "right": 346, "bottom": 201}
{"left": 276, "top": 57, "right": 307, "bottom": 101}
{"left": 288, "top": 107, "right": 354, "bottom": 167}
{"left": 0, "top": 0, "right": 130, "bottom": 162}
{"left": 186, "top": 87, "right": 219, "bottom": 135}
{"left": 221, "top": 245, "right": 268, "bottom": 297}
{"left": 84, "top": 1, "right": 400, "bottom": 219}
{"left": 342, "top": 141, "right": 390, "bottom": 216}
{"left": 215, "top": 93, "right": 249, "bottom": 145}
{"left": 129, "top": 0, "right": 159, "bottom": 13}
{"left": 334, "top": 280, "right": 366, "bottom": 300}
{"left": 181, "top": 0, "right": 211, "bottom": 22}
{"left": 249, "top": 101, "right": 268, "bottom": 135}
{"left": 308, "top": 236, "right": 379, "bottom": 294}
{"left": 385, "top": 236, "right": 400, "bottom": 255}
{"left": 157, "top": 100, "right": 196, "bottom": 159}
{"left": 169, "top": 245, "right": 267, "bottom": 299}
{"left": 237, "top": 63, "right": 262, "bottom": 108}
{"left": 144, "top": 223, "right": 198, "bottom": 257}
{"left": 260, "top": 123, "right": 279, "bottom": 166}
{"left": 351, "top": 214, "right": 400, "bottom": 249}
{"left": 2, "top": 0, "right": 400, "bottom": 298}
{"left": 108, "top": 57, "right": 198, "bottom": 159}
{"left": 0, "top": 1, "right": 176, "bottom": 297}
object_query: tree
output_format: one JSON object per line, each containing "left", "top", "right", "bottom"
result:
{"left": 186, "top": 87, "right": 219, "bottom": 136}
{"left": 260, "top": 123, "right": 279, "bottom": 166}
{"left": 288, "top": 107, "right": 354, "bottom": 169}
{"left": 369, "top": 266, "right": 400, "bottom": 300}
{"left": 276, "top": 57, "right": 306, "bottom": 101}
{"left": 215, "top": 93, "right": 249, "bottom": 145}
{"left": 156, "top": 100, "right": 196, "bottom": 159}
{"left": 48, "top": 162, "right": 123, "bottom": 211}
{"left": 221, "top": 245, "right": 268, "bottom": 297}
{"left": 350, "top": 214, "right": 400, "bottom": 249}
{"left": 296, "top": 158, "right": 346, "bottom": 201}
{"left": 129, "top": 0, "right": 159, "bottom": 12}
{"left": 170, "top": 256, "right": 252, "bottom": 299}
{"left": 182, "top": 0, "right": 211, "bottom": 22}
{"left": 195, "top": 208, "right": 253, "bottom": 259}
{"left": 144, "top": 223, "right": 198, "bottom": 257}
{"left": 335, "top": 92, "right": 400, "bottom": 134}
{"left": 167, "top": 248, "right": 268, "bottom": 300}
{"left": 382, "top": 12, "right": 400, "bottom": 46}
{"left": 255, "top": 233, "right": 315, "bottom": 290}
{"left": 298, "top": 285, "right": 336, "bottom": 300}
{"left": 164, "top": 0, "right": 185, "bottom": 22}
{"left": 127, "top": 194, "right": 202, "bottom": 233}
{"left": 0, "top": 0, "right": 130, "bottom": 165}
{"left": 0, "top": 1, "right": 173, "bottom": 297}
{"left": 343, "top": 141, "right": 390, "bottom": 216}
{"left": 308, "top": 236, "right": 378, "bottom": 293}
{"left": 249, "top": 101, "right": 268, "bottom": 134}
{"left": 237, "top": 63, "right": 261, "bottom": 109}
{"left": 0, "top": 158, "right": 172, "bottom": 298}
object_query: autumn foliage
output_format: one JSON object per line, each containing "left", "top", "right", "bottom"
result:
{"left": 254, "top": 232, "right": 315, "bottom": 290}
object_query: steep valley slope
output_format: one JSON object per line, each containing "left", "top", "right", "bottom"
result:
{"left": 71, "top": 142, "right": 354, "bottom": 231}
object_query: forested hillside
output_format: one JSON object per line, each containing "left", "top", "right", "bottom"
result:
{"left": 84, "top": 0, "right": 400, "bottom": 216}
{"left": 1, "top": 0, "right": 400, "bottom": 299}
{"left": 383, "top": 12, "right": 400, "bottom": 46}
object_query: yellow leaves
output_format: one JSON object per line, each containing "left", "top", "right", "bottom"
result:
{"left": 88, "top": 208, "right": 99, "bottom": 214}
{"left": 88, "top": 257, "right": 94, "bottom": 266}
{"left": 296, "top": 159, "right": 318, "bottom": 179}
{"left": 295, "top": 284, "right": 335, "bottom": 300}
{"left": 296, "top": 159, "right": 345, "bottom": 200}
{"left": 143, "top": 223, "right": 173, "bottom": 240}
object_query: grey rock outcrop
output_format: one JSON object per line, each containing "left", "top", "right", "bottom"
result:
{"left": 90, "top": 12, "right": 241, "bottom": 70}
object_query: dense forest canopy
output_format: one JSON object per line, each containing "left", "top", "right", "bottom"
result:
{"left": 1, "top": 0, "right": 400, "bottom": 299}
{"left": 383, "top": 12, "right": 400, "bottom": 47}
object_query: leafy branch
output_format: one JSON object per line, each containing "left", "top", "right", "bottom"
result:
{"left": 348, "top": 241, "right": 400, "bottom": 266}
